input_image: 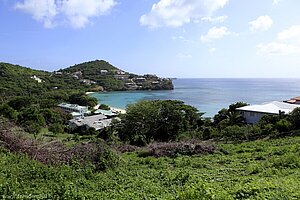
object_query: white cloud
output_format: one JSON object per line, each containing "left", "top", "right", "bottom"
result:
{"left": 209, "top": 47, "right": 216, "bottom": 53}
{"left": 140, "top": 0, "right": 229, "bottom": 28}
{"left": 200, "top": 15, "right": 228, "bottom": 23}
{"left": 200, "top": 26, "right": 232, "bottom": 43}
{"left": 257, "top": 42, "right": 300, "bottom": 56}
{"left": 278, "top": 25, "right": 300, "bottom": 41}
{"left": 14, "top": 0, "right": 117, "bottom": 28}
{"left": 273, "top": 0, "right": 281, "bottom": 5}
{"left": 249, "top": 15, "right": 273, "bottom": 32}
{"left": 257, "top": 25, "right": 300, "bottom": 56}
{"left": 14, "top": 0, "right": 57, "bottom": 28}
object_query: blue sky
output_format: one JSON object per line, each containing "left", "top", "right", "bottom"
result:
{"left": 1, "top": 0, "right": 300, "bottom": 78}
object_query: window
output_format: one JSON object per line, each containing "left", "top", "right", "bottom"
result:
{"left": 250, "top": 112, "right": 255, "bottom": 117}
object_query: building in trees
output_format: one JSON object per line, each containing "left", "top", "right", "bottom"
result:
{"left": 237, "top": 101, "right": 300, "bottom": 124}
{"left": 69, "top": 114, "right": 113, "bottom": 131}
{"left": 58, "top": 103, "right": 89, "bottom": 117}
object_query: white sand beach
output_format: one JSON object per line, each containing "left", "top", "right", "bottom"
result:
{"left": 93, "top": 104, "right": 126, "bottom": 114}
{"left": 85, "top": 92, "right": 95, "bottom": 95}
{"left": 111, "top": 107, "right": 126, "bottom": 114}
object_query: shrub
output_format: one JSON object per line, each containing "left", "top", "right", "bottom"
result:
{"left": 275, "top": 119, "right": 292, "bottom": 133}
{"left": 0, "top": 103, "right": 17, "bottom": 120}
{"left": 118, "top": 100, "right": 203, "bottom": 145}
{"left": 99, "top": 104, "right": 110, "bottom": 110}
{"left": 289, "top": 108, "right": 300, "bottom": 129}
{"left": 138, "top": 142, "right": 216, "bottom": 158}
{"left": 48, "top": 123, "right": 64, "bottom": 134}
{"left": 221, "top": 125, "right": 263, "bottom": 140}
{"left": 71, "top": 141, "right": 122, "bottom": 171}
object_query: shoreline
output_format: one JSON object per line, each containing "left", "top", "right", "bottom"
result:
{"left": 86, "top": 92, "right": 96, "bottom": 95}
{"left": 93, "top": 104, "right": 126, "bottom": 114}
{"left": 111, "top": 107, "right": 126, "bottom": 114}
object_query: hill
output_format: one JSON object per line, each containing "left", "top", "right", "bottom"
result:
{"left": 0, "top": 62, "right": 91, "bottom": 98}
{"left": 60, "top": 60, "right": 174, "bottom": 91}
{"left": 0, "top": 60, "right": 173, "bottom": 99}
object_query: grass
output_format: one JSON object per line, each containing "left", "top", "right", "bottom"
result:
{"left": 1, "top": 136, "right": 300, "bottom": 199}
{"left": 35, "top": 128, "right": 97, "bottom": 147}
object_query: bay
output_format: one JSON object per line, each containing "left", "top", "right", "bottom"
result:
{"left": 90, "top": 78, "right": 300, "bottom": 117}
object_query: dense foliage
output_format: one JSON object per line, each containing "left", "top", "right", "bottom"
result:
{"left": 117, "top": 100, "right": 203, "bottom": 145}
{"left": 0, "top": 62, "right": 90, "bottom": 99}
{"left": 2, "top": 61, "right": 300, "bottom": 199}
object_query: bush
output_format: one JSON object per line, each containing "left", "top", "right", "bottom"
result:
{"left": 69, "top": 93, "right": 98, "bottom": 108}
{"left": 275, "top": 119, "right": 292, "bottom": 133}
{"left": 289, "top": 108, "right": 300, "bottom": 129}
{"left": 118, "top": 100, "right": 203, "bottom": 145}
{"left": 138, "top": 142, "right": 216, "bottom": 158}
{"left": 49, "top": 123, "right": 64, "bottom": 134}
{"left": 221, "top": 125, "right": 263, "bottom": 140}
{"left": 71, "top": 141, "right": 122, "bottom": 171}
{"left": 99, "top": 104, "right": 110, "bottom": 110}
{"left": 0, "top": 103, "right": 17, "bottom": 120}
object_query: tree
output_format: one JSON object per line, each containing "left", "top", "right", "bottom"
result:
{"left": 40, "top": 108, "right": 63, "bottom": 125}
{"left": 213, "top": 102, "right": 248, "bottom": 127}
{"left": 289, "top": 108, "right": 300, "bottom": 129}
{"left": 69, "top": 93, "right": 98, "bottom": 108}
{"left": 0, "top": 103, "right": 18, "bottom": 120}
{"left": 7, "top": 96, "right": 35, "bottom": 111}
{"left": 99, "top": 104, "right": 110, "bottom": 110}
{"left": 49, "top": 123, "right": 64, "bottom": 134}
{"left": 17, "top": 107, "right": 45, "bottom": 134}
{"left": 117, "top": 100, "right": 203, "bottom": 145}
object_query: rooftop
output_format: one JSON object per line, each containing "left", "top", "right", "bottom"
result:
{"left": 69, "top": 114, "right": 111, "bottom": 130}
{"left": 94, "top": 109, "right": 117, "bottom": 116}
{"left": 58, "top": 103, "right": 88, "bottom": 110}
{"left": 291, "top": 96, "right": 300, "bottom": 101}
{"left": 237, "top": 101, "right": 300, "bottom": 114}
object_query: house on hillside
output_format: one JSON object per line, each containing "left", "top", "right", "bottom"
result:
{"left": 134, "top": 77, "right": 146, "bottom": 83}
{"left": 58, "top": 103, "right": 89, "bottom": 117}
{"left": 100, "top": 70, "right": 108, "bottom": 74}
{"left": 237, "top": 101, "right": 300, "bottom": 124}
{"left": 30, "top": 75, "right": 43, "bottom": 83}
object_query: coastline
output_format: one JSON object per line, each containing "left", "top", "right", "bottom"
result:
{"left": 86, "top": 92, "right": 96, "bottom": 95}
{"left": 93, "top": 104, "right": 126, "bottom": 114}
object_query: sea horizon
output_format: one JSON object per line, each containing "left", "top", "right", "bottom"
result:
{"left": 91, "top": 78, "right": 300, "bottom": 117}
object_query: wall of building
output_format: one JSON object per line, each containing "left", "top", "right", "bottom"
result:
{"left": 241, "top": 111, "right": 267, "bottom": 124}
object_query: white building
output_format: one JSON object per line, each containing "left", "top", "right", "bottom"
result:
{"left": 31, "top": 75, "right": 43, "bottom": 83}
{"left": 58, "top": 103, "right": 89, "bottom": 117}
{"left": 69, "top": 114, "right": 113, "bottom": 130}
{"left": 237, "top": 101, "right": 300, "bottom": 124}
{"left": 100, "top": 70, "right": 108, "bottom": 74}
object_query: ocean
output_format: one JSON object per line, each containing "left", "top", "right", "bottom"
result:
{"left": 90, "top": 78, "right": 300, "bottom": 117}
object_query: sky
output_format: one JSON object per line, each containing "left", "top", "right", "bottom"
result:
{"left": 1, "top": 0, "right": 300, "bottom": 78}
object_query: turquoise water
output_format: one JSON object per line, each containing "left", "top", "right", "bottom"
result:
{"left": 91, "top": 78, "right": 300, "bottom": 117}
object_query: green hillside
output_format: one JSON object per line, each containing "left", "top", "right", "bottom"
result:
{"left": 60, "top": 60, "right": 174, "bottom": 91}
{"left": 0, "top": 62, "right": 89, "bottom": 98}
{"left": 1, "top": 118, "right": 299, "bottom": 199}
{"left": 0, "top": 60, "right": 174, "bottom": 97}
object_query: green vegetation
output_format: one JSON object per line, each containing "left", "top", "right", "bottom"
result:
{"left": 1, "top": 134, "right": 300, "bottom": 199}
{"left": 60, "top": 60, "right": 174, "bottom": 91}
{"left": 0, "top": 62, "right": 89, "bottom": 99}
{"left": 1, "top": 61, "right": 300, "bottom": 198}
{"left": 117, "top": 100, "right": 203, "bottom": 145}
